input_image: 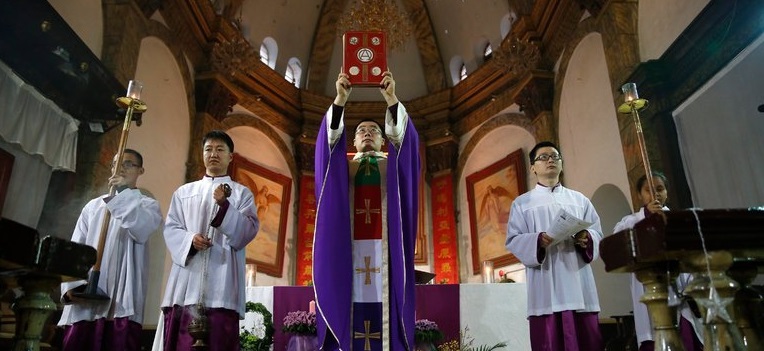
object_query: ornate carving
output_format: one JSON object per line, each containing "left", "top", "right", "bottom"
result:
{"left": 425, "top": 136, "right": 458, "bottom": 174}
{"left": 514, "top": 73, "right": 554, "bottom": 120}
{"left": 195, "top": 75, "right": 239, "bottom": 122}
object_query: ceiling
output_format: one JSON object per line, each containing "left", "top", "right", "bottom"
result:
{"left": 214, "top": 0, "right": 605, "bottom": 102}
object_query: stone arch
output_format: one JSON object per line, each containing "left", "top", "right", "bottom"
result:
{"left": 456, "top": 112, "right": 534, "bottom": 182}
{"left": 220, "top": 114, "right": 298, "bottom": 182}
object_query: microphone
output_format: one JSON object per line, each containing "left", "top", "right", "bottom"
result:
{"left": 758, "top": 104, "right": 764, "bottom": 113}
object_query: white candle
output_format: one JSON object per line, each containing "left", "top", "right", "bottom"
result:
{"left": 126, "top": 80, "right": 143, "bottom": 100}
{"left": 309, "top": 300, "right": 316, "bottom": 313}
{"left": 482, "top": 260, "right": 494, "bottom": 283}
{"left": 621, "top": 82, "right": 639, "bottom": 102}
{"left": 245, "top": 263, "right": 256, "bottom": 287}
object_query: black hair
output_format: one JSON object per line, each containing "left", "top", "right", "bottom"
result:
{"left": 202, "top": 130, "right": 234, "bottom": 153}
{"left": 123, "top": 149, "right": 143, "bottom": 167}
{"left": 529, "top": 141, "right": 559, "bottom": 164}
{"left": 354, "top": 119, "right": 384, "bottom": 134}
{"left": 636, "top": 171, "right": 668, "bottom": 191}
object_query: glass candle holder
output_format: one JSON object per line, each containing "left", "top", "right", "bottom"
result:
{"left": 245, "top": 263, "right": 257, "bottom": 287}
{"left": 126, "top": 80, "right": 143, "bottom": 100}
{"left": 482, "top": 260, "right": 495, "bottom": 283}
{"left": 621, "top": 82, "right": 638, "bottom": 102}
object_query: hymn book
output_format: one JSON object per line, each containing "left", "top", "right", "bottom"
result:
{"left": 342, "top": 31, "right": 387, "bottom": 86}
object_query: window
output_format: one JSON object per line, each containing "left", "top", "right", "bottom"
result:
{"left": 259, "top": 44, "right": 269, "bottom": 65}
{"left": 484, "top": 43, "right": 493, "bottom": 62}
{"left": 284, "top": 58, "right": 302, "bottom": 88}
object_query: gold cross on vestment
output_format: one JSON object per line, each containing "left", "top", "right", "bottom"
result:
{"left": 353, "top": 319, "right": 381, "bottom": 351}
{"left": 355, "top": 198, "right": 381, "bottom": 224}
{"left": 355, "top": 256, "right": 380, "bottom": 285}
{"left": 358, "top": 159, "right": 379, "bottom": 176}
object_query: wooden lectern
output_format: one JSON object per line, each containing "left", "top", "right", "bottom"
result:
{"left": 0, "top": 218, "right": 96, "bottom": 351}
{"left": 600, "top": 209, "right": 764, "bottom": 351}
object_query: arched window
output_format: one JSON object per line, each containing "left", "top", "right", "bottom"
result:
{"left": 285, "top": 57, "right": 302, "bottom": 88}
{"left": 500, "top": 12, "right": 518, "bottom": 39}
{"left": 259, "top": 44, "right": 269, "bottom": 65}
{"left": 259, "top": 37, "right": 278, "bottom": 69}
{"left": 483, "top": 43, "right": 493, "bottom": 62}
{"left": 449, "top": 56, "right": 467, "bottom": 85}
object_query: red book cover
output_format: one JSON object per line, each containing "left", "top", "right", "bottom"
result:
{"left": 342, "top": 31, "right": 387, "bottom": 86}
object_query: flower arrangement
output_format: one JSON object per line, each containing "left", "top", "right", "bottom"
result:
{"left": 497, "top": 270, "right": 515, "bottom": 283}
{"left": 437, "top": 326, "right": 507, "bottom": 351}
{"left": 240, "top": 302, "right": 274, "bottom": 351}
{"left": 282, "top": 310, "right": 317, "bottom": 335}
{"left": 414, "top": 319, "right": 444, "bottom": 344}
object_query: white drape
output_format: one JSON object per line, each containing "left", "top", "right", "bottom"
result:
{"left": 0, "top": 60, "right": 79, "bottom": 171}
{"left": 0, "top": 60, "right": 80, "bottom": 227}
{"left": 673, "top": 33, "right": 764, "bottom": 209}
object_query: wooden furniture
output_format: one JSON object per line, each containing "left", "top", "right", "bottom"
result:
{"left": 0, "top": 218, "right": 96, "bottom": 351}
{"left": 600, "top": 209, "right": 764, "bottom": 351}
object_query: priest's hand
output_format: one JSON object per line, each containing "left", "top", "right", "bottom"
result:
{"left": 334, "top": 72, "right": 352, "bottom": 106}
{"left": 645, "top": 200, "right": 664, "bottom": 214}
{"left": 213, "top": 183, "right": 231, "bottom": 205}
{"left": 573, "top": 230, "right": 589, "bottom": 248}
{"left": 379, "top": 71, "right": 399, "bottom": 107}
{"left": 539, "top": 232, "right": 553, "bottom": 248}
{"left": 193, "top": 233, "right": 213, "bottom": 251}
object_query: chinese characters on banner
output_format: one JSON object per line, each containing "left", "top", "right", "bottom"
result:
{"left": 295, "top": 175, "right": 316, "bottom": 285}
{"left": 430, "top": 175, "right": 459, "bottom": 284}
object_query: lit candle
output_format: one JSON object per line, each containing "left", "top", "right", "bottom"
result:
{"left": 309, "top": 300, "right": 316, "bottom": 313}
{"left": 621, "top": 82, "right": 638, "bottom": 103}
{"left": 482, "top": 260, "right": 494, "bottom": 283}
{"left": 126, "top": 80, "right": 144, "bottom": 100}
{"left": 245, "top": 263, "right": 256, "bottom": 287}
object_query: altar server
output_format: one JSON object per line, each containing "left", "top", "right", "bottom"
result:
{"left": 506, "top": 141, "right": 604, "bottom": 351}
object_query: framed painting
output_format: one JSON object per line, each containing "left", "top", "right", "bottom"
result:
{"left": 466, "top": 149, "right": 527, "bottom": 275}
{"left": 230, "top": 153, "right": 291, "bottom": 277}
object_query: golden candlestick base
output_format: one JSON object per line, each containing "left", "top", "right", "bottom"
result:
{"left": 116, "top": 97, "right": 148, "bottom": 112}
{"left": 618, "top": 98, "right": 648, "bottom": 113}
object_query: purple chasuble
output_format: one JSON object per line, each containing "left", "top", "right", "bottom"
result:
{"left": 313, "top": 111, "right": 419, "bottom": 351}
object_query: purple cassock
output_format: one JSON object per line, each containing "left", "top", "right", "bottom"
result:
{"left": 313, "top": 108, "right": 419, "bottom": 351}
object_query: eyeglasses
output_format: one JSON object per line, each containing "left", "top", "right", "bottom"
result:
{"left": 533, "top": 153, "right": 562, "bottom": 162}
{"left": 355, "top": 127, "right": 382, "bottom": 135}
{"left": 111, "top": 160, "right": 140, "bottom": 169}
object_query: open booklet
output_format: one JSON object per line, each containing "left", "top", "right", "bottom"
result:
{"left": 546, "top": 208, "right": 593, "bottom": 245}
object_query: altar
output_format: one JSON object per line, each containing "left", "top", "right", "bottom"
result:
{"left": 242, "top": 283, "right": 530, "bottom": 350}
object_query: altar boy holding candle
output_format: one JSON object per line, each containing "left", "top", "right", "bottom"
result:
{"left": 505, "top": 141, "right": 604, "bottom": 351}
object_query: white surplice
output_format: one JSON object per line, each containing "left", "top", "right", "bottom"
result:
{"left": 160, "top": 176, "right": 259, "bottom": 317}
{"left": 506, "top": 183, "right": 603, "bottom": 316}
{"left": 58, "top": 188, "right": 162, "bottom": 326}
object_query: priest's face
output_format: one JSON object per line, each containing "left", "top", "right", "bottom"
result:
{"left": 530, "top": 146, "right": 563, "bottom": 178}
{"left": 203, "top": 138, "right": 233, "bottom": 177}
{"left": 353, "top": 121, "right": 384, "bottom": 152}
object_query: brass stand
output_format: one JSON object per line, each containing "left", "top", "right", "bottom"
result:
{"left": 11, "top": 275, "right": 58, "bottom": 351}
{"left": 727, "top": 261, "right": 763, "bottom": 350}
{"left": 635, "top": 267, "right": 686, "bottom": 351}
{"left": 683, "top": 251, "right": 745, "bottom": 351}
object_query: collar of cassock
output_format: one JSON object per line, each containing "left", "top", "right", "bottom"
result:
{"left": 352, "top": 151, "right": 387, "bottom": 161}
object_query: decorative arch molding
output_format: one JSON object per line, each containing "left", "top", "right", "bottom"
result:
{"left": 220, "top": 113, "right": 298, "bottom": 181}
{"left": 101, "top": 3, "right": 196, "bottom": 130}
{"left": 455, "top": 112, "right": 534, "bottom": 181}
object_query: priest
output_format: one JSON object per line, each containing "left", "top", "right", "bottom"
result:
{"left": 313, "top": 71, "right": 420, "bottom": 351}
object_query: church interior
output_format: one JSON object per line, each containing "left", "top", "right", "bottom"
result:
{"left": 1, "top": 0, "right": 763, "bottom": 349}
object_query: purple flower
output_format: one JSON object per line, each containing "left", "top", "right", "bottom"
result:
{"left": 282, "top": 310, "right": 317, "bottom": 335}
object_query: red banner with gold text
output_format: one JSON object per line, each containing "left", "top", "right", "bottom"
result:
{"left": 295, "top": 175, "right": 316, "bottom": 285}
{"left": 430, "top": 174, "right": 459, "bottom": 284}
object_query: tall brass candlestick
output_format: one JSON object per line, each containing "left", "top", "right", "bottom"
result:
{"left": 618, "top": 83, "right": 656, "bottom": 201}
{"left": 74, "top": 80, "right": 147, "bottom": 300}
